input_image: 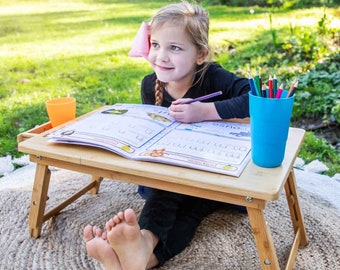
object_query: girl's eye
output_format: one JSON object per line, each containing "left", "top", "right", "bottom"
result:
{"left": 171, "top": 45, "right": 181, "bottom": 51}
{"left": 151, "top": 42, "right": 160, "bottom": 49}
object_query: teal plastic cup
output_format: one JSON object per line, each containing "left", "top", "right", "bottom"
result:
{"left": 249, "top": 91, "right": 294, "bottom": 168}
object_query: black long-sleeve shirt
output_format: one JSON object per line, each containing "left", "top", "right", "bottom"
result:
{"left": 141, "top": 62, "right": 250, "bottom": 119}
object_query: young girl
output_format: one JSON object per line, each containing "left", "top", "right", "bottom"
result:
{"left": 83, "top": 2, "right": 250, "bottom": 269}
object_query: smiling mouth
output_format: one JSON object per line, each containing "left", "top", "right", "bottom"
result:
{"left": 156, "top": 64, "right": 174, "bottom": 71}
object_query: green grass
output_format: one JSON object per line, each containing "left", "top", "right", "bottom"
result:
{"left": 1, "top": 0, "right": 339, "bottom": 176}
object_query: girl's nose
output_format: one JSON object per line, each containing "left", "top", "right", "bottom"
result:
{"left": 157, "top": 49, "right": 170, "bottom": 63}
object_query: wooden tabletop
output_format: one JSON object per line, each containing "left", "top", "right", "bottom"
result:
{"left": 18, "top": 125, "right": 305, "bottom": 202}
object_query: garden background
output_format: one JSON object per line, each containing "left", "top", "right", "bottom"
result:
{"left": 0, "top": 0, "right": 339, "bottom": 176}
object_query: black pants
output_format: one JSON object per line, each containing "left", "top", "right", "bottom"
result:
{"left": 138, "top": 188, "right": 223, "bottom": 266}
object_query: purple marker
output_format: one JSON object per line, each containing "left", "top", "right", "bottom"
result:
{"left": 181, "top": 91, "right": 223, "bottom": 104}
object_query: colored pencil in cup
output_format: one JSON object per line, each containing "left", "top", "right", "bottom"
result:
{"left": 273, "top": 74, "right": 278, "bottom": 97}
{"left": 254, "top": 70, "right": 262, "bottom": 97}
{"left": 268, "top": 75, "right": 273, "bottom": 98}
{"left": 288, "top": 80, "right": 299, "bottom": 97}
{"left": 261, "top": 85, "right": 267, "bottom": 98}
{"left": 288, "top": 78, "right": 297, "bottom": 94}
{"left": 275, "top": 83, "right": 284, "bottom": 99}
{"left": 248, "top": 71, "right": 259, "bottom": 96}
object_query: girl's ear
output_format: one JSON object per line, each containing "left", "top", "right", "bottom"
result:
{"left": 196, "top": 49, "right": 208, "bottom": 65}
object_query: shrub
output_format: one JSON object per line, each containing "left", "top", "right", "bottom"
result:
{"left": 201, "top": 0, "right": 339, "bottom": 7}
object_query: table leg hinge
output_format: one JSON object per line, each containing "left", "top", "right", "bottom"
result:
{"left": 264, "top": 259, "right": 271, "bottom": 265}
{"left": 245, "top": 196, "right": 253, "bottom": 203}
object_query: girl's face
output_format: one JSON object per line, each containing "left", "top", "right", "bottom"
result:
{"left": 148, "top": 22, "right": 205, "bottom": 85}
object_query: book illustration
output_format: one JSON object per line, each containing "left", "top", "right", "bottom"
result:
{"left": 143, "top": 148, "right": 167, "bottom": 157}
{"left": 229, "top": 131, "right": 251, "bottom": 137}
{"left": 121, "top": 145, "right": 134, "bottom": 153}
{"left": 101, "top": 108, "right": 128, "bottom": 115}
{"left": 141, "top": 147, "right": 238, "bottom": 172}
{"left": 48, "top": 104, "right": 251, "bottom": 177}
{"left": 147, "top": 112, "right": 172, "bottom": 123}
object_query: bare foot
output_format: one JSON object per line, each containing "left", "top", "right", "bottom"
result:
{"left": 83, "top": 225, "right": 122, "bottom": 270}
{"left": 106, "top": 209, "right": 158, "bottom": 270}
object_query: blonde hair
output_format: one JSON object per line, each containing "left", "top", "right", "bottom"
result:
{"left": 150, "top": 1, "right": 210, "bottom": 105}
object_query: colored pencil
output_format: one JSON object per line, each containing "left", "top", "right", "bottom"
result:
{"left": 288, "top": 80, "right": 299, "bottom": 97}
{"left": 273, "top": 74, "right": 278, "bottom": 97}
{"left": 254, "top": 70, "right": 262, "bottom": 97}
{"left": 275, "top": 83, "right": 284, "bottom": 99}
{"left": 248, "top": 71, "right": 259, "bottom": 96}
{"left": 181, "top": 91, "right": 223, "bottom": 104}
{"left": 268, "top": 75, "right": 273, "bottom": 98}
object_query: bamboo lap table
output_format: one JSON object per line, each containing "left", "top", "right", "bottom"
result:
{"left": 18, "top": 117, "right": 308, "bottom": 270}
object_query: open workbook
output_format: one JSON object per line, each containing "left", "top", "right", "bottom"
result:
{"left": 48, "top": 104, "right": 251, "bottom": 177}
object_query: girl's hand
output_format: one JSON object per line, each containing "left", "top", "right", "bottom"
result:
{"left": 169, "top": 100, "right": 220, "bottom": 123}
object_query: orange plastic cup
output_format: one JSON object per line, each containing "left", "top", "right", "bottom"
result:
{"left": 46, "top": 97, "right": 76, "bottom": 127}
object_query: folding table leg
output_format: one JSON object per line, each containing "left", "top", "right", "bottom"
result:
{"left": 28, "top": 163, "right": 51, "bottom": 238}
{"left": 89, "top": 175, "right": 103, "bottom": 194}
{"left": 280, "top": 170, "right": 309, "bottom": 270}
{"left": 247, "top": 207, "right": 280, "bottom": 270}
{"left": 284, "top": 169, "right": 308, "bottom": 246}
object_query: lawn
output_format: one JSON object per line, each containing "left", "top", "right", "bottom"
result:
{"left": 0, "top": 0, "right": 339, "bottom": 175}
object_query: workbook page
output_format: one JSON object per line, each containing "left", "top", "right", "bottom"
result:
{"left": 48, "top": 104, "right": 177, "bottom": 157}
{"left": 138, "top": 121, "right": 251, "bottom": 176}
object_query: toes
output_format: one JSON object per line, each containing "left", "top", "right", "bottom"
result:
{"left": 105, "top": 210, "right": 136, "bottom": 231}
{"left": 113, "top": 215, "right": 121, "bottom": 224}
{"left": 102, "top": 231, "right": 108, "bottom": 240}
{"left": 124, "top": 208, "right": 137, "bottom": 225}
{"left": 95, "top": 227, "right": 104, "bottom": 237}
{"left": 83, "top": 225, "right": 95, "bottom": 242}
{"left": 117, "top": 211, "right": 124, "bottom": 220}
{"left": 106, "top": 219, "right": 115, "bottom": 231}
{"left": 92, "top": 225, "right": 98, "bottom": 234}
{"left": 106, "top": 213, "right": 122, "bottom": 231}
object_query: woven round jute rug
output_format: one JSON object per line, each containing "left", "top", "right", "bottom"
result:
{"left": 0, "top": 168, "right": 339, "bottom": 269}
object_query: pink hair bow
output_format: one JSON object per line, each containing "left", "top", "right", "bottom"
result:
{"left": 128, "top": 22, "right": 151, "bottom": 59}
